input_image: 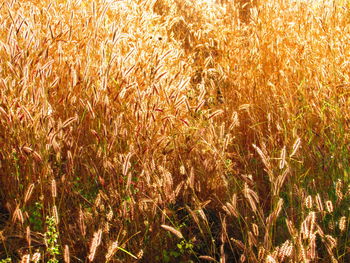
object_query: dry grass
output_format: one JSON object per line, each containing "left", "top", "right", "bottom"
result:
{"left": 0, "top": 0, "right": 350, "bottom": 262}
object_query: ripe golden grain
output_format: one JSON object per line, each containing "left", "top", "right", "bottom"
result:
{"left": 61, "top": 116, "right": 78, "bottom": 129}
{"left": 24, "top": 183, "right": 34, "bottom": 204}
{"left": 105, "top": 241, "right": 119, "bottom": 261}
{"left": 199, "top": 255, "right": 217, "bottom": 261}
{"left": 51, "top": 179, "right": 57, "bottom": 199}
{"left": 335, "top": 179, "right": 343, "bottom": 201}
{"left": 52, "top": 205, "right": 59, "bottom": 224}
{"left": 315, "top": 193, "right": 324, "bottom": 212}
{"left": 252, "top": 144, "right": 270, "bottom": 171}
{"left": 32, "top": 252, "right": 41, "bottom": 263}
{"left": 26, "top": 226, "right": 31, "bottom": 248}
{"left": 208, "top": 109, "right": 224, "bottom": 119}
{"left": 305, "top": 195, "right": 312, "bottom": 209}
{"left": 0, "top": 0, "right": 349, "bottom": 261}
{"left": 325, "top": 234, "right": 337, "bottom": 250}
{"left": 160, "top": 224, "right": 184, "bottom": 239}
{"left": 252, "top": 223, "right": 259, "bottom": 237}
{"left": 290, "top": 137, "right": 301, "bottom": 157}
{"left": 88, "top": 229, "right": 102, "bottom": 262}
{"left": 339, "top": 216, "right": 346, "bottom": 232}
{"left": 266, "top": 255, "right": 277, "bottom": 263}
{"left": 64, "top": 245, "right": 70, "bottom": 263}
{"left": 326, "top": 200, "right": 334, "bottom": 213}
{"left": 279, "top": 146, "right": 286, "bottom": 169}
{"left": 20, "top": 254, "right": 30, "bottom": 263}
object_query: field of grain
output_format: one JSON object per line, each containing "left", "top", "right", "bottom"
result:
{"left": 0, "top": 0, "right": 350, "bottom": 262}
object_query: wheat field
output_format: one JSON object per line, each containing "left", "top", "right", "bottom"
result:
{"left": 0, "top": 0, "right": 349, "bottom": 262}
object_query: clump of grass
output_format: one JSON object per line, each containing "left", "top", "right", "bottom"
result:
{"left": 0, "top": 0, "right": 349, "bottom": 262}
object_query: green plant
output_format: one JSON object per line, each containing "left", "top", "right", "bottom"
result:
{"left": 176, "top": 239, "right": 194, "bottom": 255}
{"left": 28, "top": 202, "right": 44, "bottom": 232}
{"left": 45, "top": 216, "right": 60, "bottom": 263}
